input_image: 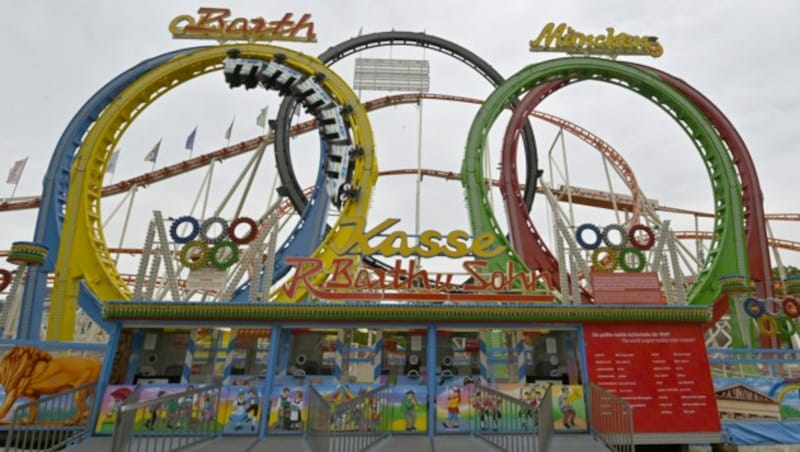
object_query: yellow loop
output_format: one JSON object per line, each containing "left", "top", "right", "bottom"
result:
{"left": 757, "top": 316, "right": 778, "bottom": 336}
{"left": 49, "top": 44, "right": 376, "bottom": 340}
{"left": 591, "top": 247, "right": 619, "bottom": 272}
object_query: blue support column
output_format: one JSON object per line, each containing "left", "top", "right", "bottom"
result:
{"left": 516, "top": 340, "right": 526, "bottom": 384}
{"left": 576, "top": 324, "right": 592, "bottom": 428}
{"left": 181, "top": 330, "right": 198, "bottom": 383}
{"left": 372, "top": 334, "right": 383, "bottom": 383}
{"left": 260, "top": 324, "right": 282, "bottom": 438}
{"left": 16, "top": 265, "right": 47, "bottom": 340}
{"left": 89, "top": 323, "right": 122, "bottom": 437}
{"left": 124, "top": 329, "right": 146, "bottom": 384}
{"left": 278, "top": 329, "right": 291, "bottom": 377}
{"left": 426, "top": 324, "right": 437, "bottom": 439}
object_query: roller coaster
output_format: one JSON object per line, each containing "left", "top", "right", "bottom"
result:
{"left": 1, "top": 23, "right": 800, "bottom": 449}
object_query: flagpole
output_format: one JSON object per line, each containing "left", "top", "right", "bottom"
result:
{"left": 9, "top": 180, "right": 20, "bottom": 199}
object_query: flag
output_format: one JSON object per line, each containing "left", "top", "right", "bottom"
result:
{"left": 185, "top": 126, "right": 197, "bottom": 151}
{"left": 106, "top": 150, "right": 120, "bottom": 174}
{"left": 224, "top": 117, "right": 235, "bottom": 140}
{"left": 6, "top": 157, "right": 28, "bottom": 184}
{"left": 256, "top": 107, "right": 268, "bottom": 128}
{"left": 144, "top": 139, "right": 161, "bottom": 163}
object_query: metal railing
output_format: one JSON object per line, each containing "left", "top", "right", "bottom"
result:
{"left": 305, "top": 384, "right": 391, "bottom": 452}
{"left": 472, "top": 383, "right": 543, "bottom": 452}
{"left": 536, "top": 384, "right": 553, "bottom": 452}
{"left": 4, "top": 382, "right": 98, "bottom": 452}
{"left": 306, "top": 386, "right": 332, "bottom": 452}
{"left": 110, "top": 383, "right": 222, "bottom": 452}
{"left": 589, "top": 383, "right": 634, "bottom": 452}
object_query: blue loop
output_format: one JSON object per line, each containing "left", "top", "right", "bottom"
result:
{"left": 170, "top": 216, "right": 200, "bottom": 244}
{"left": 743, "top": 297, "right": 765, "bottom": 318}
{"left": 575, "top": 223, "right": 602, "bottom": 250}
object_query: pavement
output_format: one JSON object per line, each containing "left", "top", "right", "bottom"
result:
{"left": 67, "top": 432, "right": 612, "bottom": 451}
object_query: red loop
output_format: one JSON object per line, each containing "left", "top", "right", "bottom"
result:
{"left": 783, "top": 297, "right": 800, "bottom": 318}
{"left": 228, "top": 217, "right": 259, "bottom": 244}
{"left": 628, "top": 224, "right": 655, "bottom": 250}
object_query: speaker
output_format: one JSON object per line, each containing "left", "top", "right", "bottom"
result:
{"left": 441, "top": 355, "right": 456, "bottom": 377}
{"left": 293, "top": 353, "right": 308, "bottom": 377}
{"left": 405, "top": 353, "right": 421, "bottom": 378}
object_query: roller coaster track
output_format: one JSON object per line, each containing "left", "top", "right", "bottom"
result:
{"left": 0, "top": 93, "right": 639, "bottom": 213}
{"left": 463, "top": 58, "right": 746, "bottom": 314}
{"left": 673, "top": 232, "right": 800, "bottom": 254}
{"left": 47, "top": 45, "right": 378, "bottom": 340}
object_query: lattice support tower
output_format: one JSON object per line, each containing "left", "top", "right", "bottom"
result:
{"left": 132, "top": 220, "right": 156, "bottom": 299}
{"left": 218, "top": 212, "right": 278, "bottom": 302}
{"left": 650, "top": 221, "right": 673, "bottom": 304}
{"left": 554, "top": 227, "right": 569, "bottom": 304}
{"left": 152, "top": 211, "right": 181, "bottom": 300}
{"left": 1, "top": 264, "right": 27, "bottom": 338}
{"left": 665, "top": 230, "right": 688, "bottom": 305}
{"left": 258, "top": 212, "right": 280, "bottom": 302}
{"left": 541, "top": 182, "right": 592, "bottom": 298}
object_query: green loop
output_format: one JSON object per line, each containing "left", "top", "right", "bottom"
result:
{"left": 209, "top": 240, "right": 239, "bottom": 270}
{"left": 618, "top": 247, "right": 647, "bottom": 273}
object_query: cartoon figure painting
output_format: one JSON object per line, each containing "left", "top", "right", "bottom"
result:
{"left": 289, "top": 390, "right": 303, "bottom": 430}
{"left": 246, "top": 388, "right": 259, "bottom": 431}
{"left": 442, "top": 387, "right": 461, "bottom": 429}
{"left": 228, "top": 390, "right": 251, "bottom": 431}
{"left": 559, "top": 386, "right": 577, "bottom": 429}
{"left": 277, "top": 387, "right": 292, "bottom": 429}
{"left": 519, "top": 388, "right": 538, "bottom": 430}
{"left": 401, "top": 390, "right": 418, "bottom": 431}
{"left": 0, "top": 346, "right": 101, "bottom": 424}
{"left": 104, "top": 387, "right": 132, "bottom": 422}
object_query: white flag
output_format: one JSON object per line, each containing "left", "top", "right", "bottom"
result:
{"left": 224, "top": 117, "right": 235, "bottom": 140}
{"left": 144, "top": 139, "right": 161, "bottom": 163}
{"left": 256, "top": 107, "right": 268, "bottom": 128}
{"left": 6, "top": 157, "right": 28, "bottom": 184}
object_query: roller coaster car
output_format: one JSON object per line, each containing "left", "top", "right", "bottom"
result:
{"left": 222, "top": 57, "right": 263, "bottom": 90}
{"left": 258, "top": 59, "right": 302, "bottom": 95}
{"left": 319, "top": 107, "right": 351, "bottom": 144}
{"left": 325, "top": 144, "right": 358, "bottom": 209}
{"left": 290, "top": 76, "right": 334, "bottom": 114}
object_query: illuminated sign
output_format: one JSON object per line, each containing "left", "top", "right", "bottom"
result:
{"left": 530, "top": 22, "right": 662, "bottom": 58}
{"left": 280, "top": 257, "right": 553, "bottom": 302}
{"left": 277, "top": 219, "right": 553, "bottom": 302}
{"left": 169, "top": 7, "right": 317, "bottom": 43}
{"left": 336, "top": 218, "right": 506, "bottom": 259}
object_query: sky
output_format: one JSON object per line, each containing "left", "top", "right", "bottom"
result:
{"left": 1, "top": 0, "right": 800, "bottom": 285}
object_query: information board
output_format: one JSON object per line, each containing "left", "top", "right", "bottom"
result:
{"left": 584, "top": 323, "right": 720, "bottom": 434}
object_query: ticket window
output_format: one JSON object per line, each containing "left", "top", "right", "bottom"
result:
{"left": 382, "top": 331, "right": 427, "bottom": 382}
{"left": 229, "top": 329, "right": 271, "bottom": 384}
{"left": 134, "top": 329, "right": 192, "bottom": 384}
{"left": 526, "top": 329, "right": 581, "bottom": 385}
{"left": 437, "top": 331, "right": 481, "bottom": 384}
{"left": 287, "top": 329, "right": 337, "bottom": 377}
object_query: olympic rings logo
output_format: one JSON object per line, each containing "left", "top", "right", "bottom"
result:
{"left": 170, "top": 215, "right": 259, "bottom": 270}
{"left": 743, "top": 296, "right": 800, "bottom": 337}
{"left": 576, "top": 223, "right": 655, "bottom": 273}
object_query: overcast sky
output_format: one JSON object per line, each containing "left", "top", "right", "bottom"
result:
{"left": 1, "top": 0, "right": 800, "bottom": 281}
